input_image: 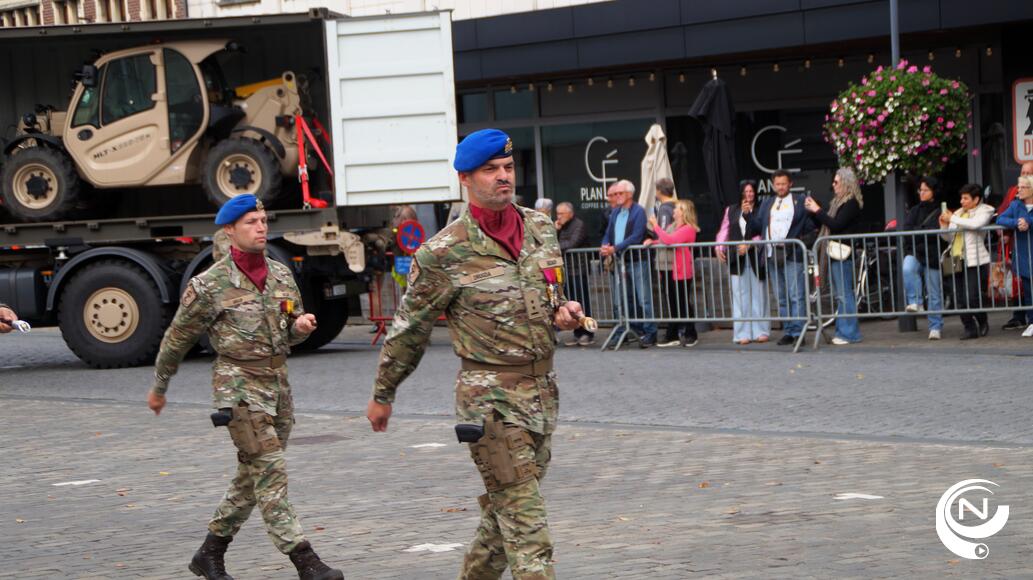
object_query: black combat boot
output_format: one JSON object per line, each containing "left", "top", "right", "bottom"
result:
{"left": 188, "top": 532, "right": 234, "bottom": 580}
{"left": 289, "top": 541, "right": 344, "bottom": 580}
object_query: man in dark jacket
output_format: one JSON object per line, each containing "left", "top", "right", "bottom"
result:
{"left": 556, "top": 202, "right": 595, "bottom": 345}
{"left": 744, "top": 170, "right": 816, "bottom": 345}
{"left": 602, "top": 180, "right": 657, "bottom": 346}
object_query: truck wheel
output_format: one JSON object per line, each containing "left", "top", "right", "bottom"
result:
{"left": 295, "top": 294, "right": 349, "bottom": 351}
{"left": 58, "top": 260, "right": 172, "bottom": 368}
{"left": 1, "top": 147, "right": 81, "bottom": 221}
{"left": 202, "top": 138, "right": 281, "bottom": 207}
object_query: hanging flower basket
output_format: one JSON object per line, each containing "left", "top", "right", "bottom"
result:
{"left": 823, "top": 59, "right": 973, "bottom": 184}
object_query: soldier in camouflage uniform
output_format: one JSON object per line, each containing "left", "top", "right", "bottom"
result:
{"left": 367, "top": 129, "right": 584, "bottom": 580}
{"left": 147, "top": 194, "right": 343, "bottom": 580}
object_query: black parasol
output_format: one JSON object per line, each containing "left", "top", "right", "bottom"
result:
{"left": 688, "top": 76, "right": 738, "bottom": 208}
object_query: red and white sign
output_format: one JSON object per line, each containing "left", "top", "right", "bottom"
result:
{"left": 1013, "top": 78, "right": 1033, "bottom": 163}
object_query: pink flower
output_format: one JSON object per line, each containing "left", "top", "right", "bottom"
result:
{"left": 867, "top": 107, "right": 876, "bottom": 115}
{"left": 897, "top": 59, "right": 908, "bottom": 70}
{"left": 922, "top": 79, "right": 930, "bottom": 86}
{"left": 898, "top": 85, "right": 905, "bottom": 92}
{"left": 868, "top": 90, "right": 877, "bottom": 97}
{"left": 825, "top": 114, "right": 830, "bottom": 121}
{"left": 939, "top": 88, "right": 948, "bottom": 95}
{"left": 946, "top": 121, "right": 955, "bottom": 129}
{"left": 941, "top": 156, "right": 949, "bottom": 162}
{"left": 971, "top": 148, "right": 979, "bottom": 157}
{"left": 877, "top": 114, "right": 886, "bottom": 123}
{"left": 907, "top": 65, "right": 918, "bottom": 73}
{"left": 847, "top": 139, "right": 853, "bottom": 147}
{"left": 890, "top": 75, "right": 897, "bottom": 81}
{"left": 876, "top": 65, "right": 884, "bottom": 73}
{"left": 923, "top": 65, "right": 932, "bottom": 73}
{"left": 952, "top": 81, "right": 960, "bottom": 89}
{"left": 937, "top": 117, "right": 944, "bottom": 123}
{"left": 876, "top": 75, "right": 884, "bottom": 82}
{"left": 862, "top": 77, "right": 868, "bottom": 86}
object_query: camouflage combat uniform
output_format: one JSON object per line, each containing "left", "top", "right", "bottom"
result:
{"left": 374, "top": 205, "right": 561, "bottom": 580}
{"left": 152, "top": 251, "right": 309, "bottom": 554}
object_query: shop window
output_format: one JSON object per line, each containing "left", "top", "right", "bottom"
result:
{"left": 541, "top": 118, "right": 653, "bottom": 244}
{"left": 458, "top": 92, "right": 488, "bottom": 124}
{"left": 494, "top": 88, "right": 534, "bottom": 121}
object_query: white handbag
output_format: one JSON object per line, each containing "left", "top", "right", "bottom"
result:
{"left": 826, "top": 240, "right": 853, "bottom": 261}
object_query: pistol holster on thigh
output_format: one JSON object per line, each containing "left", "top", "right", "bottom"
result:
{"left": 227, "top": 402, "right": 282, "bottom": 463}
{"left": 470, "top": 415, "right": 539, "bottom": 493}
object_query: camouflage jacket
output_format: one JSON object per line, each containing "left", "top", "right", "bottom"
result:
{"left": 152, "top": 252, "right": 306, "bottom": 415}
{"left": 373, "top": 204, "right": 563, "bottom": 434}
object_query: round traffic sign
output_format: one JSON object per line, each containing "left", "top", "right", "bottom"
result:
{"left": 396, "top": 219, "right": 425, "bottom": 254}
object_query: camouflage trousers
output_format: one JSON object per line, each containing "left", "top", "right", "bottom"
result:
{"left": 459, "top": 429, "right": 554, "bottom": 580}
{"left": 208, "top": 389, "right": 306, "bottom": 554}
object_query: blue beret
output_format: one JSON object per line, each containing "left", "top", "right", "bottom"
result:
{"left": 454, "top": 129, "right": 513, "bottom": 172}
{"left": 215, "top": 194, "right": 263, "bottom": 225}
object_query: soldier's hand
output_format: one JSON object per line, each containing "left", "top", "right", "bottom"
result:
{"left": 293, "top": 313, "right": 318, "bottom": 335}
{"left": 554, "top": 301, "right": 583, "bottom": 330}
{"left": 0, "top": 306, "right": 16, "bottom": 333}
{"left": 367, "top": 400, "right": 392, "bottom": 432}
{"left": 148, "top": 391, "right": 166, "bottom": 416}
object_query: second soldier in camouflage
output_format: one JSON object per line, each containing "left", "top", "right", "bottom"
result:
{"left": 367, "top": 129, "right": 584, "bottom": 580}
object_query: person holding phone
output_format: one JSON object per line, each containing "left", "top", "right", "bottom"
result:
{"left": 902, "top": 176, "right": 946, "bottom": 340}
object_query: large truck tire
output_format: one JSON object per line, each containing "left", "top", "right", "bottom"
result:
{"left": 58, "top": 260, "right": 172, "bottom": 368}
{"left": 1, "top": 147, "right": 81, "bottom": 221}
{"left": 202, "top": 137, "right": 281, "bottom": 207}
{"left": 294, "top": 294, "right": 349, "bottom": 351}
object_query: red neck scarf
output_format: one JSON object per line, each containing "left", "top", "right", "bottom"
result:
{"left": 470, "top": 204, "right": 524, "bottom": 260}
{"left": 231, "top": 246, "right": 268, "bottom": 293}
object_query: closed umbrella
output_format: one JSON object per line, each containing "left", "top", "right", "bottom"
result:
{"left": 688, "top": 76, "right": 737, "bottom": 208}
{"left": 638, "top": 123, "right": 677, "bottom": 213}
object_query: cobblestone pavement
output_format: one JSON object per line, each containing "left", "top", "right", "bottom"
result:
{"left": 3, "top": 397, "right": 1032, "bottom": 579}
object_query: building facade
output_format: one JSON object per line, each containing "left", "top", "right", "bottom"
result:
{"left": 0, "top": 0, "right": 186, "bottom": 25}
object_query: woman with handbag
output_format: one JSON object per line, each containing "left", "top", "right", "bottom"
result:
{"left": 804, "top": 167, "right": 864, "bottom": 345}
{"left": 902, "top": 176, "right": 946, "bottom": 340}
{"left": 940, "top": 183, "right": 995, "bottom": 340}
{"left": 716, "top": 180, "right": 770, "bottom": 344}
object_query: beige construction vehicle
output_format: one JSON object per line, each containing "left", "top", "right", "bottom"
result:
{"left": 1, "top": 39, "right": 306, "bottom": 221}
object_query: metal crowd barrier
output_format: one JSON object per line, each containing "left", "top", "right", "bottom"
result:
{"left": 813, "top": 224, "right": 1033, "bottom": 347}
{"left": 566, "top": 239, "right": 814, "bottom": 352}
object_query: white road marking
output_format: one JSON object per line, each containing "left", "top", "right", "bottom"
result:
{"left": 403, "top": 543, "right": 465, "bottom": 553}
{"left": 53, "top": 479, "right": 101, "bottom": 487}
{"left": 833, "top": 493, "right": 884, "bottom": 500}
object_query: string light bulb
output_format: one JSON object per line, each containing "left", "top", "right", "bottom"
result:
{"left": 567, "top": 83, "right": 574, "bottom": 94}
{"left": 867, "top": 53, "right": 875, "bottom": 64}
{"left": 740, "top": 66, "right": 747, "bottom": 77}
{"left": 528, "top": 82, "right": 535, "bottom": 92}
{"left": 986, "top": 46, "right": 993, "bottom": 57}
{"left": 955, "top": 48, "right": 962, "bottom": 58}
{"left": 606, "top": 77, "right": 613, "bottom": 89}
{"left": 804, "top": 59, "right": 811, "bottom": 69}
{"left": 547, "top": 82, "right": 553, "bottom": 92}
{"left": 678, "top": 72, "right": 685, "bottom": 83}
{"left": 773, "top": 63, "right": 780, "bottom": 73}
{"left": 837, "top": 57, "right": 845, "bottom": 68}
{"left": 587, "top": 77, "right": 594, "bottom": 86}
{"left": 648, "top": 72, "right": 655, "bottom": 82}
{"left": 510, "top": 85, "right": 516, "bottom": 94}
{"left": 628, "top": 76, "right": 636, "bottom": 87}
{"left": 928, "top": 50, "right": 935, "bottom": 61}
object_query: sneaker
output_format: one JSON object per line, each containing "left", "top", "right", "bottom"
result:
{"left": 563, "top": 336, "right": 581, "bottom": 347}
{"left": 682, "top": 337, "right": 699, "bottom": 348}
{"left": 904, "top": 303, "right": 922, "bottom": 313}
{"left": 657, "top": 339, "right": 681, "bottom": 348}
{"left": 639, "top": 334, "right": 656, "bottom": 349}
{"left": 928, "top": 329, "right": 942, "bottom": 340}
{"left": 777, "top": 334, "right": 796, "bottom": 346}
{"left": 578, "top": 334, "right": 596, "bottom": 346}
{"left": 1022, "top": 324, "right": 1033, "bottom": 338}
{"left": 1003, "top": 319, "right": 1026, "bottom": 330}
{"left": 831, "top": 337, "right": 850, "bottom": 345}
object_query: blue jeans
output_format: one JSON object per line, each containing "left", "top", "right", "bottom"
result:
{"left": 828, "top": 258, "right": 862, "bottom": 342}
{"left": 768, "top": 258, "right": 806, "bottom": 337}
{"left": 902, "top": 255, "right": 943, "bottom": 331}
{"left": 626, "top": 259, "right": 657, "bottom": 338}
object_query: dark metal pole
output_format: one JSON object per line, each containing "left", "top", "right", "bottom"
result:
{"left": 889, "top": 0, "right": 916, "bottom": 331}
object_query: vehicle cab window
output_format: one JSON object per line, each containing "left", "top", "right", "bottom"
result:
{"left": 71, "top": 65, "right": 106, "bottom": 128}
{"left": 101, "top": 53, "right": 157, "bottom": 125}
{"left": 164, "top": 49, "right": 204, "bottom": 153}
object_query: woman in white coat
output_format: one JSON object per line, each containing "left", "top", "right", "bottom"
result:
{"left": 940, "top": 183, "right": 994, "bottom": 339}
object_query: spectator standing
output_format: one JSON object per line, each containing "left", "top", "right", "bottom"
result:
{"left": 534, "top": 197, "right": 554, "bottom": 219}
{"left": 601, "top": 180, "right": 657, "bottom": 347}
{"left": 998, "top": 162, "right": 1033, "bottom": 330}
{"left": 996, "top": 175, "right": 1033, "bottom": 337}
{"left": 556, "top": 202, "right": 595, "bottom": 346}
{"left": 717, "top": 180, "right": 770, "bottom": 344}
{"left": 805, "top": 167, "right": 865, "bottom": 345}
{"left": 646, "top": 199, "right": 700, "bottom": 347}
{"left": 652, "top": 177, "right": 678, "bottom": 342}
{"left": 744, "top": 170, "right": 817, "bottom": 346}
{"left": 902, "top": 176, "right": 946, "bottom": 340}
{"left": 941, "top": 184, "right": 994, "bottom": 340}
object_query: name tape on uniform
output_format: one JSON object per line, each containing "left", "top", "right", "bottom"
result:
{"left": 459, "top": 267, "right": 506, "bottom": 286}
